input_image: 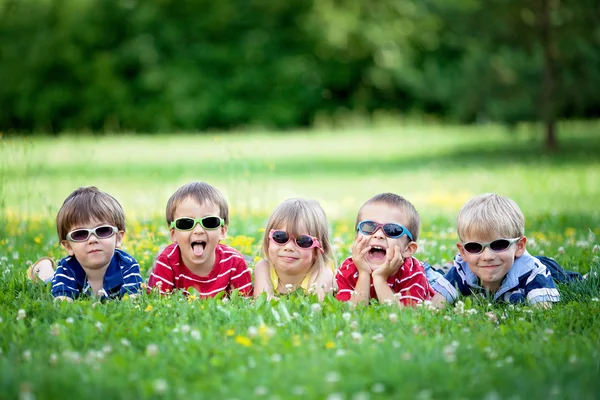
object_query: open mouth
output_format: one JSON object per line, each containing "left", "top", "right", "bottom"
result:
{"left": 369, "top": 245, "right": 387, "bottom": 260}
{"left": 192, "top": 241, "right": 206, "bottom": 257}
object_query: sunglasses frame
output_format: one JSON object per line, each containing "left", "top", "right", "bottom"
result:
{"left": 170, "top": 216, "right": 224, "bottom": 231}
{"left": 461, "top": 237, "right": 521, "bottom": 255}
{"left": 356, "top": 220, "right": 414, "bottom": 241}
{"left": 268, "top": 229, "right": 323, "bottom": 250}
{"left": 66, "top": 225, "right": 118, "bottom": 242}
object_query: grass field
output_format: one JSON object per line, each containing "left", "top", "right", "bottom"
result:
{"left": 1, "top": 123, "right": 600, "bottom": 399}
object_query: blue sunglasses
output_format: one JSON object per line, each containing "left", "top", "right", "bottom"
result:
{"left": 356, "top": 220, "right": 413, "bottom": 241}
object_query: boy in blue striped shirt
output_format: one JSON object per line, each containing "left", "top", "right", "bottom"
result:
{"left": 30, "top": 186, "right": 142, "bottom": 301}
{"left": 432, "top": 193, "right": 560, "bottom": 308}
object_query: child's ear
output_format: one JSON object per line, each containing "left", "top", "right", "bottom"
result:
{"left": 61, "top": 240, "right": 75, "bottom": 256}
{"left": 169, "top": 228, "right": 177, "bottom": 243}
{"left": 457, "top": 242, "right": 467, "bottom": 259}
{"left": 402, "top": 241, "right": 418, "bottom": 258}
{"left": 515, "top": 236, "right": 527, "bottom": 257}
{"left": 219, "top": 225, "right": 228, "bottom": 241}
{"left": 116, "top": 231, "right": 125, "bottom": 248}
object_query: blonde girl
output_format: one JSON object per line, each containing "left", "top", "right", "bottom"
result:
{"left": 253, "top": 198, "right": 334, "bottom": 301}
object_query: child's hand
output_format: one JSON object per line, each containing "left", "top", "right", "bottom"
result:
{"left": 372, "top": 245, "right": 403, "bottom": 280}
{"left": 351, "top": 234, "right": 374, "bottom": 275}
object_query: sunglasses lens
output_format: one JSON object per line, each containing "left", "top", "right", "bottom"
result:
{"left": 383, "top": 224, "right": 405, "bottom": 238}
{"left": 464, "top": 242, "right": 483, "bottom": 254}
{"left": 358, "top": 221, "right": 377, "bottom": 234}
{"left": 201, "top": 216, "right": 221, "bottom": 229}
{"left": 95, "top": 226, "right": 115, "bottom": 239}
{"left": 490, "top": 239, "right": 511, "bottom": 252}
{"left": 271, "top": 231, "right": 289, "bottom": 244}
{"left": 295, "top": 235, "right": 315, "bottom": 249}
{"left": 70, "top": 230, "right": 90, "bottom": 241}
{"left": 175, "top": 218, "right": 195, "bottom": 230}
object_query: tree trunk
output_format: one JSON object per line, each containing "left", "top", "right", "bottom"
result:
{"left": 539, "top": 0, "right": 558, "bottom": 150}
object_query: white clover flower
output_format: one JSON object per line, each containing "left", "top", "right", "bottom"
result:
{"left": 443, "top": 315, "right": 452, "bottom": 321}
{"left": 191, "top": 330, "right": 201, "bottom": 340}
{"left": 23, "top": 350, "right": 32, "bottom": 361}
{"left": 153, "top": 379, "right": 168, "bottom": 395}
{"left": 49, "top": 353, "right": 58, "bottom": 366}
{"left": 146, "top": 344, "right": 159, "bottom": 356}
{"left": 248, "top": 326, "right": 258, "bottom": 337}
{"left": 336, "top": 330, "right": 344, "bottom": 339}
{"left": 342, "top": 312, "right": 351, "bottom": 322}
{"left": 120, "top": 338, "right": 131, "bottom": 347}
{"left": 50, "top": 323, "right": 61, "bottom": 336}
{"left": 102, "top": 345, "right": 112, "bottom": 354}
{"left": 271, "top": 353, "right": 282, "bottom": 363}
{"left": 545, "top": 328, "right": 554, "bottom": 335}
{"left": 95, "top": 322, "right": 103, "bottom": 332}
{"left": 592, "top": 244, "right": 599, "bottom": 253}
{"left": 65, "top": 317, "right": 74, "bottom": 324}
{"left": 371, "top": 383, "right": 385, "bottom": 393}
{"left": 254, "top": 386, "right": 268, "bottom": 396}
{"left": 326, "top": 393, "right": 344, "bottom": 400}
{"left": 292, "top": 386, "right": 305, "bottom": 396}
{"left": 222, "top": 297, "right": 229, "bottom": 304}
{"left": 17, "top": 309, "right": 26, "bottom": 320}
{"left": 371, "top": 333, "right": 384, "bottom": 344}
{"left": 285, "top": 283, "right": 293, "bottom": 293}
{"left": 505, "top": 356, "right": 514, "bottom": 364}
{"left": 181, "top": 324, "right": 191, "bottom": 334}
{"left": 311, "top": 303, "right": 322, "bottom": 313}
{"left": 592, "top": 297, "right": 599, "bottom": 302}
{"left": 351, "top": 331, "right": 362, "bottom": 343}
{"left": 325, "top": 371, "right": 341, "bottom": 383}
{"left": 558, "top": 246, "right": 565, "bottom": 254}
{"left": 349, "top": 320, "right": 359, "bottom": 330}
{"left": 388, "top": 313, "right": 398, "bottom": 323}
{"left": 392, "top": 341, "right": 400, "bottom": 348}
{"left": 335, "top": 349, "right": 346, "bottom": 357}
{"left": 569, "top": 355, "right": 577, "bottom": 364}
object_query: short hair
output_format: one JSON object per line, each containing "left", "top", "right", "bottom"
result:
{"left": 56, "top": 186, "right": 126, "bottom": 241}
{"left": 262, "top": 198, "right": 333, "bottom": 274}
{"left": 356, "top": 193, "right": 421, "bottom": 241}
{"left": 456, "top": 193, "right": 525, "bottom": 241}
{"left": 165, "top": 181, "right": 229, "bottom": 226}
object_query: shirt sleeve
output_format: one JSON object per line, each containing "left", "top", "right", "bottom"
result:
{"left": 525, "top": 262, "right": 561, "bottom": 304}
{"left": 119, "top": 252, "right": 143, "bottom": 295}
{"left": 396, "top": 259, "right": 434, "bottom": 306}
{"left": 147, "top": 249, "right": 176, "bottom": 294}
{"left": 228, "top": 255, "right": 253, "bottom": 296}
{"left": 335, "top": 259, "right": 356, "bottom": 302}
{"left": 51, "top": 259, "right": 80, "bottom": 299}
{"left": 432, "top": 256, "right": 469, "bottom": 304}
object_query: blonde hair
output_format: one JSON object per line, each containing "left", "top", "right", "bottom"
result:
{"left": 262, "top": 198, "right": 333, "bottom": 280}
{"left": 56, "top": 186, "right": 126, "bottom": 241}
{"left": 165, "top": 181, "right": 229, "bottom": 226}
{"left": 356, "top": 193, "right": 421, "bottom": 241}
{"left": 457, "top": 193, "right": 525, "bottom": 241}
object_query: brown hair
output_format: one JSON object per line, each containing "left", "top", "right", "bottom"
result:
{"left": 356, "top": 192, "right": 421, "bottom": 241}
{"left": 165, "top": 181, "right": 229, "bottom": 225}
{"left": 56, "top": 186, "right": 126, "bottom": 241}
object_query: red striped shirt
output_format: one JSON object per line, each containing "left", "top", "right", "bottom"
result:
{"left": 335, "top": 256, "right": 434, "bottom": 306}
{"left": 148, "top": 243, "right": 253, "bottom": 297}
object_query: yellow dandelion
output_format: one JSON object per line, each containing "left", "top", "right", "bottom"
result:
{"left": 235, "top": 336, "right": 252, "bottom": 347}
{"left": 144, "top": 305, "right": 154, "bottom": 312}
{"left": 33, "top": 236, "right": 42, "bottom": 244}
{"left": 292, "top": 335, "right": 301, "bottom": 347}
{"left": 325, "top": 341, "right": 336, "bottom": 349}
{"left": 122, "top": 294, "right": 129, "bottom": 301}
{"left": 225, "top": 329, "right": 235, "bottom": 337}
{"left": 564, "top": 227, "right": 576, "bottom": 237}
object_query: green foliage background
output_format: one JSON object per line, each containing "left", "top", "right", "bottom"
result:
{"left": 1, "top": 0, "right": 599, "bottom": 133}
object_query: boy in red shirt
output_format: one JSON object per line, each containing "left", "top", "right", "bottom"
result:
{"left": 336, "top": 193, "right": 434, "bottom": 306}
{"left": 147, "top": 181, "right": 253, "bottom": 297}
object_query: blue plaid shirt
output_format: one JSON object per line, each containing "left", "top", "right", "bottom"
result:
{"left": 432, "top": 250, "right": 560, "bottom": 305}
{"left": 51, "top": 249, "right": 142, "bottom": 300}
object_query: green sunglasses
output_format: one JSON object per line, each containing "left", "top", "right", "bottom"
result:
{"left": 170, "top": 216, "right": 224, "bottom": 231}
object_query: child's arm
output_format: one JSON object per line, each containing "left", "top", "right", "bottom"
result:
{"left": 347, "top": 235, "right": 374, "bottom": 306}
{"left": 253, "top": 259, "right": 273, "bottom": 299}
{"left": 227, "top": 253, "right": 253, "bottom": 296}
{"left": 118, "top": 251, "right": 144, "bottom": 296}
{"left": 147, "top": 249, "right": 176, "bottom": 294}
{"left": 372, "top": 245, "right": 403, "bottom": 306}
{"left": 431, "top": 292, "right": 449, "bottom": 309}
{"left": 313, "top": 267, "right": 334, "bottom": 301}
{"left": 525, "top": 261, "right": 560, "bottom": 307}
{"left": 51, "top": 259, "right": 79, "bottom": 301}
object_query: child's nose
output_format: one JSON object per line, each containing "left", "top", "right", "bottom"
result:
{"left": 481, "top": 246, "right": 495, "bottom": 259}
{"left": 373, "top": 227, "right": 386, "bottom": 238}
{"left": 192, "top": 222, "right": 206, "bottom": 233}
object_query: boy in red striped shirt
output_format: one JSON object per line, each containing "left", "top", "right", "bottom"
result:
{"left": 336, "top": 193, "right": 434, "bottom": 306}
{"left": 147, "top": 182, "right": 253, "bottom": 297}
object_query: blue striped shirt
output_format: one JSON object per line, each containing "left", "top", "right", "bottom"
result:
{"left": 51, "top": 249, "right": 142, "bottom": 300}
{"left": 432, "top": 250, "right": 560, "bottom": 305}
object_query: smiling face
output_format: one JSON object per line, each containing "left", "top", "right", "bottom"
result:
{"left": 169, "top": 197, "right": 227, "bottom": 274}
{"left": 267, "top": 224, "right": 319, "bottom": 277}
{"left": 457, "top": 232, "right": 526, "bottom": 293}
{"left": 61, "top": 218, "right": 123, "bottom": 272}
{"left": 356, "top": 202, "right": 416, "bottom": 268}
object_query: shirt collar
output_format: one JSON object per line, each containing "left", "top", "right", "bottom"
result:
{"left": 65, "top": 252, "right": 123, "bottom": 295}
{"left": 459, "top": 250, "right": 534, "bottom": 300}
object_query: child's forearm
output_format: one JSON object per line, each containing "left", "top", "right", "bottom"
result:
{"left": 372, "top": 276, "right": 399, "bottom": 307}
{"left": 431, "top": 292, "right": 448, "bottom": 309}
{"left": 349, "top": 273, "right": 371, "bottom": 306}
